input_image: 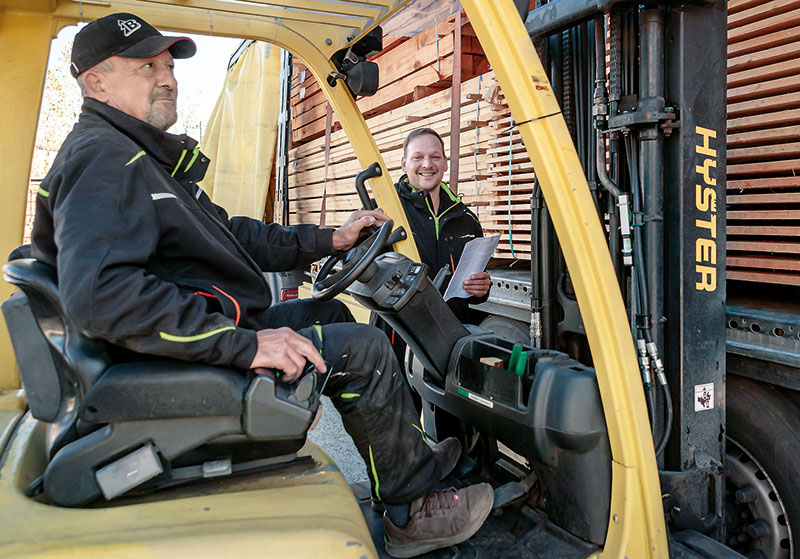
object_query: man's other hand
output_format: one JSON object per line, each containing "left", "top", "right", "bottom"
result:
{"left": 250, "top": 327, "right": 326, "bottom": 382}
{"left": 331, "top": 209, "right": 389, "bottom": 251}
{"left": 463, "top": 271, "right": 491, "bottom": 297}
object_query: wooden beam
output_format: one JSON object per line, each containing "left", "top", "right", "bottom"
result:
{"left": 727, "top": 270, "right": 800, "bottom": 286}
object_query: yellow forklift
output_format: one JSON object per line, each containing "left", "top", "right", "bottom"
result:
{"left": 0, "top": 1, "right": 762, "bottom": 558}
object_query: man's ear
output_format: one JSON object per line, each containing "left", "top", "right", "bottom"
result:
{"left": 400, "top": 156, "right": 407, "bottom": 174}
{"left": 81, "top": 71, "right": 109, "bottom": 102}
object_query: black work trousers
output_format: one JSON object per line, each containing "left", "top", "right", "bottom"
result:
{"left": 251, "top": 298, "right": 439, "bottom": 506}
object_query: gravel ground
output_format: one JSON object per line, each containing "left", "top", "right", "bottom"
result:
{"left": 307, "top": 395, "right": 368, "bottom": 484}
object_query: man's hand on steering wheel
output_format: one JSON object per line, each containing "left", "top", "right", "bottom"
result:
{"left": 331, "top": 209, "right": 390, "bottom": 251}
{"left": 249, "top": 327, "right": 326, "bottom": 382}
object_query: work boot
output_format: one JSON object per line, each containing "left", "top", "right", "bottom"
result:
{"left": 371, "top": 437, "right": 462, "bottom": 513}
{"left": 383, "top": 483, "right": 494, "bottom": 558}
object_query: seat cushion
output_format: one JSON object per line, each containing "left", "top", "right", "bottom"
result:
{"left": 80, "top": 361, "right": 247, "bottom": 422}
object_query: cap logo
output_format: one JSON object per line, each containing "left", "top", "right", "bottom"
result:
{"left": 117, "top": 19, "right": 142, "bottom": 37}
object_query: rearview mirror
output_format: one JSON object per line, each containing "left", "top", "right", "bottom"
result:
{"left": 345, "top": 61, "right": 379, "bottom": 97}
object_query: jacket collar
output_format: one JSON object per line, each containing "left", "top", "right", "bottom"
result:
{"left": 81, "top": 98, "right": 209, "bottom": 183}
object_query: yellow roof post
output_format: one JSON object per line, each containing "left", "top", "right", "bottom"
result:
{"left": 461, "top": 0, "right": 668, "bottom": 557}
{"left": 0, "top": 10, "right": 59, "bottom": 390}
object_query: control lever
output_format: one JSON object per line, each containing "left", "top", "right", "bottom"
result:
{"left": 355, "top": 162, "right": 381, "bottom": 211}
{"left": 385, "top": 226, "right": 407, "bottom": 246}
{"left": 355, "top": 163, "right": 382, "bottom": 238}
{"left": 266, "top": 360, "right": 332, "bottom": 406}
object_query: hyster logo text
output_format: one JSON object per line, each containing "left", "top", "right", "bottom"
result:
{"left": 694, "top": 126, "right": 718, "bottom": 292}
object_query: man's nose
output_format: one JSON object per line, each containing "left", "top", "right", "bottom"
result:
{"left": 157, "top": 67, "right": 178, "bottom": 89}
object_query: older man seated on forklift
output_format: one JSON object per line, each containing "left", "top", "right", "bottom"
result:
{"left": 27, "top": 12, "right": 493, "bottom": 558}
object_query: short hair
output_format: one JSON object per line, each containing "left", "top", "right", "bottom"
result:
{"left": 402, "top": 128, "right": 446, "bottom": 158}
{"left": 76, "top": 59, "right": 115, "bottom": 97}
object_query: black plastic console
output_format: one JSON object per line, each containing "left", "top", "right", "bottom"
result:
{"left": 410, "top": 332, "right": 612, "bottom": 545}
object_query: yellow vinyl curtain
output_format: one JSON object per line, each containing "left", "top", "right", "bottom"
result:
{"left": 200, "top": 41, "right": 281, "bottom": 219}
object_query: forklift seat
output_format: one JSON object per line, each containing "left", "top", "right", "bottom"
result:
{"left": 1, "top": 258, "right": 320, "bottom": 507}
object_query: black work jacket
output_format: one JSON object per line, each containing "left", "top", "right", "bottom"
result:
{"left": 31, "top": 98, "right": 335, "bottom": 369}
{"left": 395, "top": 176, "right": 488, "bottom": 323}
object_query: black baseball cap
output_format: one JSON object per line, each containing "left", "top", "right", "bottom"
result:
{"left": 70, "top": 13, "right": 196, "bottom": 77}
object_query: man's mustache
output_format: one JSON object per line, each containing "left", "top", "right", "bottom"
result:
{"left": 150, "top": 92, "right": 175, "bottom": 102}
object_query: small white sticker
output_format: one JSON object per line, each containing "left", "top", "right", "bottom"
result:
{"left": 459, "top": 388, "right": 494, "bottom": 409}
{"left": 694, "top": 383, "right": 714, "bottom": 411}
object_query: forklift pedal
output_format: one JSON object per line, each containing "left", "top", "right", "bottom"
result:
{"left": 492, "top": 481, "right": 525, "bottom": 509}
{"left": 492, "top": 472, "right": 537, "bottom": 510}
{"left": 451, "top": 453, "right": 475, "bottom": 479}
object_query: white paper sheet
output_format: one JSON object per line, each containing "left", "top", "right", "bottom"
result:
{"left": 443, "top": 235, "right": 500, "bottom": 301}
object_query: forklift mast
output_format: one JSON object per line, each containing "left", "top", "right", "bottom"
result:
{"left": 526, "top": 0, "right": 728, "bottom": 535}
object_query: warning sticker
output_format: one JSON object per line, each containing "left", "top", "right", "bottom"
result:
{"left": 694, "top": 383, "right": 714, "bottom": 412}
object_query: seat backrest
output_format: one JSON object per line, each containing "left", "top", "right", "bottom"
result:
{"left": 2, "top": 258, "right": 113, "bottom": 454}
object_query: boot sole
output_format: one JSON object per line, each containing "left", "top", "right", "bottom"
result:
{"left": 383, "top": 490, "right": 494, "bottom": 558}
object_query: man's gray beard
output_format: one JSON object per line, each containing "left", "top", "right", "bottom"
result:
{"left": 148, "top": 103, "right": 177, "bottom": 131}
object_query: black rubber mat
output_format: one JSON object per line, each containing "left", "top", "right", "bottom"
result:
{"left": 353, "top": 482, "right": 598, "bottom": 559}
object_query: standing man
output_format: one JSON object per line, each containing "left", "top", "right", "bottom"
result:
{"left": 29, "top": 14, "right": 492, "bottom": 557}
{"left": 374, "top": 128, "right": 492, "bottom": 366}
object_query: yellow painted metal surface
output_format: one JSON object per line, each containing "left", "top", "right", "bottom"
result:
{"left": 460, "top": 1, "right": 668, "bottom": 557}
{"left": 0, "top": 415, "right": 376, "bottom": 559}
{"left": 0, "top": 10, "right": 57, "bottom": 390}
{"left": 201, "top": 41, "right": 282, "bottom": 218}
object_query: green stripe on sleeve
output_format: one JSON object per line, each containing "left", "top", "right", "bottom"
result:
{"left": 37, "top": 187, "right": 50, "bottom": 198}
{"left": 340, "top": 393, "right": 360, "bottom": 399}
{"left": 159, "top": 325, "right": 236, "bottom": 343}
{"left": 125, "top": 150, "right": 146, "bottom": 166}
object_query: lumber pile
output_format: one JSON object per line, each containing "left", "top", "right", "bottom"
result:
{"left": 289, "top": 13, "right": 488, "bottom": 148}
{"left": 286, "top": 12, "right": 539, "bottom": 259}
{"left": 287, "top": 1, "right": 800, "bottom": 286}
{"left": 288, "top": 73, "right": 500, "bottom": 227}
{"left": 481, "top": 78, "right": 536, "bottom": 260}
{"left": 727, "top": 0, "right": 800, "bottom": 286}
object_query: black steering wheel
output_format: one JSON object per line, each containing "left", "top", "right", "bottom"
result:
{"left": 312, "top": 219, "right": 393, "bottom": 301}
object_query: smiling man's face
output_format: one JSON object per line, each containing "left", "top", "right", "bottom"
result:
{"left": 401, "top": 133, "right": 448, "bottom": 193}
{"left": 91, "top": 51, "right": 178, "bottom": 131}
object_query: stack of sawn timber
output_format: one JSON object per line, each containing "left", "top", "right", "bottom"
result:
{"left": 286, "top": 12, "right": 539, "bottom": 262}
{"left": 289, "top": 13, "right": 488, "bottom": 148}
{"left": 288, "top": 73, "right": 499, "bottom": 227}
{"left": 727, "top": 0, "right": 800, "bottom": 286}
{"left": 480, "top": 77, "right": 536, "bottom": 260}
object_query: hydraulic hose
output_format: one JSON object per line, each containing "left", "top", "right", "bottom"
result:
{"left": 531, "top": 179, "right": 543, "bottom": 348}
{"left": 625, "top": 134, "right": 661, "bottom": 436}
{"left": 655, "top": 379, "right": 673, "bottom": 458}
{"left": 624, "top": 135, "right": 674, "bottom": 456}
